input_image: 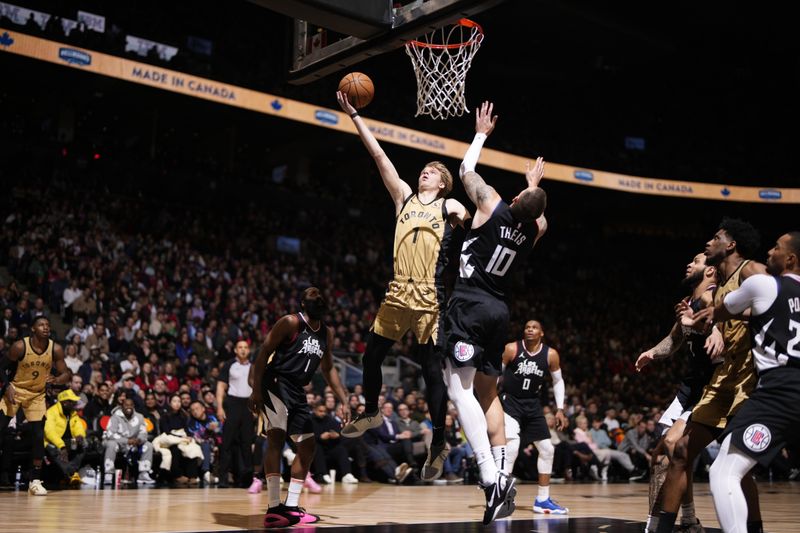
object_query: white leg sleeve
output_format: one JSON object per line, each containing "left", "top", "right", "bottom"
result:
{"left": 444, "top": 359, "right": 495, "bottom": 484}
{"left": 534, "top": 438, "right": 554, "bottom": 476}
{"left": 504, "top": 414, "right": 521, "bottom": 469}
{"left": 710, "top": 434, "right": 757, "bottom": 533}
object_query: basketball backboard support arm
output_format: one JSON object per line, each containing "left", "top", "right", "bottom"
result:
{"left": 283, "top": 0, "right": 506, "bottom": 84}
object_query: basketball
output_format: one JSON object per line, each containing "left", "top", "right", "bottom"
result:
{"left": 338, "top": 72, "right": 374, "bottom": 109}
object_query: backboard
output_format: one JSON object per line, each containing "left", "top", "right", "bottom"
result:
{"left": 249, "top": 0, "right": 505, "bottom": 84}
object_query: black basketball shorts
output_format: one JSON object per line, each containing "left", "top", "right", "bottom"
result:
{"left": 259, "top": 374, "right": 313, "bottom": 439}
{"left": 719, "top": 367, "right": 800, "bottom": 467}
{"left": 445, "top": 288, "right": 509, "bottom": 376}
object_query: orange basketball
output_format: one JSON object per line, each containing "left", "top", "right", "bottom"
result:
{"left": 338, "top": 72, "right": 374, "bottom": 109}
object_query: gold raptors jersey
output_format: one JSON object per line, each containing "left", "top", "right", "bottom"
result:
{"left": 393, "top": 195, "right": 448, "bottom": 285}
{"left": 13, "top": 337, "right": 53, "bottom": 392}
{"left": 715, "top": 260, "right": 752, "bottom": 362}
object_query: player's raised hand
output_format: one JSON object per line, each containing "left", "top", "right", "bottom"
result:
{"left": 555, "top": 409, "right": 569, "bottom": 431}
{"left": 674, "top": 297, "right": 691, "bottom": 322}
{"left": 336, "top": 91, "right": 357, "bottom": 116}
{"left": 635, "top": 350, "right": 655, "bottom": 372}
{"left": 475, "top": 100, "right": 498, "bottom": 136}
{"left": 525, "top": 157, "right": 545, "bottom": 187}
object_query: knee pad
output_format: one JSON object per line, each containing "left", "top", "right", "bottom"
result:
{"left": 535, "top": 439, "right": 554, "bottom": 475}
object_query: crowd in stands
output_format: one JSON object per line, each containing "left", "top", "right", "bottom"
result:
{"left": 1, "top": 175, "right": 797, "bottom": 491}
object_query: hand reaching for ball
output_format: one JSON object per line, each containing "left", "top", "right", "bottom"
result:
{"left": 336, "top": 91, "right": 357, "bottom": 116}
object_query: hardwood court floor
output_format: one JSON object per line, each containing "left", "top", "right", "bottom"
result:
{"left": 0, "top": 481, "right": 796, "bottom": 532}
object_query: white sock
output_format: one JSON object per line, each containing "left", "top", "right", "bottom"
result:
{"left": 680, "top": 502, "right": 696, "bottom": 523}
{"left": 537, "top": 484, "right": 550, "bottom": 502}
{"left": 491, "top": 445, "right": 508, "bottom": 474}
{"left": 267, "top": 475, "right": 281, "bottom": 508}
{"left": 285, "top": 477, "right": 304, "bottom": 507}
{"left": 476, "top": 448, "right": 498, "bottom": 486}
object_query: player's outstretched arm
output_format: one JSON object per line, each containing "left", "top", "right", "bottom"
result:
{"left": 636, "top": 323, "right": 683, "bottom": 371}
{"left": 249, "top": 315, "right": 297, "bottom": 413}
{"left": 547, "top": 348, "right": 568, "bottom": 430}
{"left": 320, "top": 326, "right": 351, "bottom": 426}
{"left": 336, "top": 91, "right": 411, "bottom": 212}
{"left": 460, "top": 101, "right": 501, "bottom": 215}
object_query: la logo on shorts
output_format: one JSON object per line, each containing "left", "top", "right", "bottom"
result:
{"left": 742, "top": 424, "right": 771, "bottom": 453}
{"left": 454, "top": 341, "right": 475, "bottom": 362}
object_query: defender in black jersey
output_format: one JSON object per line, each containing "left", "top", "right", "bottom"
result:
{"left": 442, "top": 102, "right": 548, "bottom": 525}
{"left": 250, "top": 287, "right": 350, "bottom": 528}
{"left": 636, "top": 252, "right": 723, "bottom": 532}
{"left": 501, "top": 320, "right": 569, "bottom": 515}
{"left": 694, "top": 232, "right": 800, "bottom": 533}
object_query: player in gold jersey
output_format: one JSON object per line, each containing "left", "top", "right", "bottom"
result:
{"left": 655, "top": 219, "right": 766, "bottom": 533}
{"left": 0, "top": 316, "right": 70, "bottom": 495}
{"left": 336, "top": 92, "right": 470, "bottom": 481}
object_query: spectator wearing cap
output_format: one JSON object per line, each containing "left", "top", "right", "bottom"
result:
{"left": 117, "top": 373, "right": 145, "bottom": 413}
{"left": 102, "top": 397, "right": 155, "bottom": 485}
{"left": 85, "top": 322, "right": 110, "bottom": 359}
{"left": 44, "top": 389, "right": 87, "bottom": 486}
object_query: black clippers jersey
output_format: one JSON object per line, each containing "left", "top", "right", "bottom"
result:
{"left": 503, "top": 342, "right": 550, "bottom": 399}
{"left": 268, "top": 314, "right": 328, "bottom": 386}
{"left": 749, "top": 275, "right": 800, "bottom": 375}
{"left": 683, "top": 286, "right": 722, "bottom": 374}
{"left": 456, "top": 202, "right": 540, "bottom": 301}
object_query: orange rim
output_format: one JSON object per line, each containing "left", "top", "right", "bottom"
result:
{"left": 408, "top": 18, "right": 484, "bottom": 50}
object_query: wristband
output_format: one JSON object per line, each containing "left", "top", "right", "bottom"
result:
{"left": 350, "top": 112, "right": 359, "bottom": 118}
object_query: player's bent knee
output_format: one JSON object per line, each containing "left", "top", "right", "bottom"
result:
{"left": 535, "top": 439, "right": 554, "bottom": 474}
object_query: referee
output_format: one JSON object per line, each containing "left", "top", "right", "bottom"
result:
{"left": 216, "top": 340, "right": 256, "bottom": 488}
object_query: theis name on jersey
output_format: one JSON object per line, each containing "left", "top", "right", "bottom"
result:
{"left": 298, "top": 337, "right": 323, "bottom": 358}
{"left": 515, "top": 359, "right": 544, "bottom": 377}
{"left": 500, "top": 225, "right": 527, "bottom": 246}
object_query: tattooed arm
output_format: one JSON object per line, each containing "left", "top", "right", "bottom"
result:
{"left": 635, "top": 322, "right": 684, "bottom": 372}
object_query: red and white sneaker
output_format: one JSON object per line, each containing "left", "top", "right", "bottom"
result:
{"left": 263, "top": 504, "right": 302, "bottom": 528}
{"left": 286, "top": 506, "right": 320, "bottom": 524}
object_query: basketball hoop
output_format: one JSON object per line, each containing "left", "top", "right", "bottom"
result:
{"left": 405, "top": 18, "right": 484, "bottom": 120}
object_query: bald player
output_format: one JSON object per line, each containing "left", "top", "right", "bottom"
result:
{"left": 336, "top": 91, "right": 470, "bottom": 482}
{"left": 1, "top": 316, "right": 70, "bottom": 495}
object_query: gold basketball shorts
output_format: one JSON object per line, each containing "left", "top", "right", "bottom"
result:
{"left": 0, "top": 387, "right": 47, "bottom": 422}
{"left": 372, "top": 280, "right": 441, "bottom": 344}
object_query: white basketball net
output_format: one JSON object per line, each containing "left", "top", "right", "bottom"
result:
{"left": 404, "top": 19, "right": 484, "bottom": 120}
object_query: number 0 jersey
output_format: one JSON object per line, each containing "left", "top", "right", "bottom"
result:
{"left": 502, "top": 342, "right": 550, "bottom": 399}
{"left": 457, "top": 201, "right": 540, "bottom": 301}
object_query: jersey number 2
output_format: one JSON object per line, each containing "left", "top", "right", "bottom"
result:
{"left": 788, "top": 320, "right": 800, "bottom": 357}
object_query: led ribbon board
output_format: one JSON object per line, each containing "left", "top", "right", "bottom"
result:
{"left": 2, "top": 29, "right": 797, "bottom": 204}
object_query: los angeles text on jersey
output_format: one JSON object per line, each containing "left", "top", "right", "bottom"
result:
{"left": 298, "top": 337, "right": 323, "bottom": 358}
{"left": 500, "top": 225, "right": 528, "bottom": 246}
{"left": 515, "top": 359, "right": 544, "bottom": 377}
